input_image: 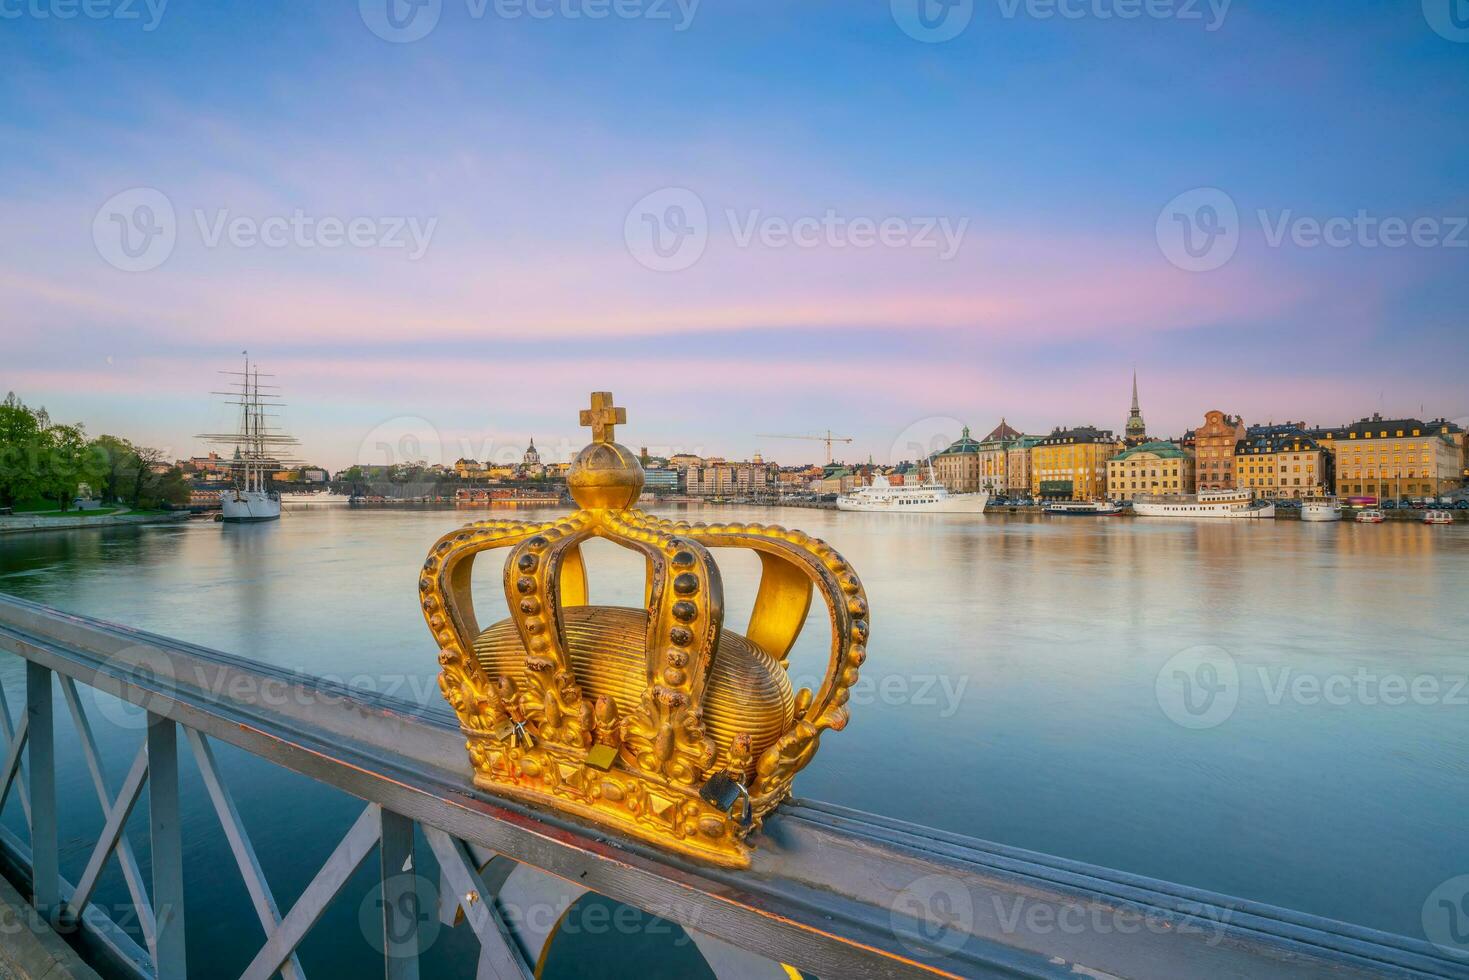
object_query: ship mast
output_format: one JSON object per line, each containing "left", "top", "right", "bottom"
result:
{"left": 198, "top": 352, "right": 300, "bottom": 492}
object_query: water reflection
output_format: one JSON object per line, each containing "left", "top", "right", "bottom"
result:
{"left": 1, "top": 505, "right": 1466, "bottom": 966}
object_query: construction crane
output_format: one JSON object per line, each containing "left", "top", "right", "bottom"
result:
{"left": 757, "top": 430, "right": 854, "bottom": 465}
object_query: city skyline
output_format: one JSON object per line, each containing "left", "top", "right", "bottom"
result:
{"left": 4, "top": 2, "right": 1467, "bottom": 468}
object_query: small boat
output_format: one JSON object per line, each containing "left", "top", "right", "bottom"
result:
{"left": 837, "top": 475, "right": 988, "bottom": 513}
{"left": 1042, "top": 500, "right": 1121, "bottom": 516}
{"left": 1424, "top": 509, "right": 1454, "bottom": 525}
{"left": 1132, "top": 488, "right": 1275, "bottom": 519}
{"left": 1300, "top": 496, "right": 1343, "bottom": 522}
{"left": 1355, "top": 509, "right": 1385, "bottom": 524}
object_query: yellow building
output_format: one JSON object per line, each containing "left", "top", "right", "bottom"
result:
{"left": 1106, "top": 441, "right": 1195, "bottom": 501}
{"left": 1314, "top": 415, "right": 1464, "bottom": 500}
{"left": 931, "top": 427, "right": 983, "bottom": 492}
{"left": 1006, "top": 436, "right": 1040, "bottom": 496}
{"left": 1232, "top": 433, "right": 1329, "bottom": 499}
{"left": 1032, "top": 427, "right": 1120, "bottom": 501}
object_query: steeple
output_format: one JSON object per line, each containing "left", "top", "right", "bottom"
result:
{"left": 1125, "top": 369, "right": 1147, "bottom": 446}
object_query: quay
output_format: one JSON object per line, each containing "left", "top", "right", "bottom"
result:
{"left": 0, "top": 511, "right": 189, "bottom": 537}
{"left": 0, "top": 593, "right": 1464, "bottom": 978}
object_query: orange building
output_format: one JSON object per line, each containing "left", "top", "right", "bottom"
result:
{"left": 1195, "top": 410, "right": 1247, "bottom": 490}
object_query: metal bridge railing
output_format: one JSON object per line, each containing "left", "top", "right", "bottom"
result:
{"left": 0, "top": 593, "right": 1464, "bottom": 979}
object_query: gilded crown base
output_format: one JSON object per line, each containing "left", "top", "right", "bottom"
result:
{"left": 466, "top": 735, "right": 758, "bottom": 866}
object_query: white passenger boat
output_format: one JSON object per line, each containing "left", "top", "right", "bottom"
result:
{"left": 837, "top": 475, "right": 988, "bottom": 513}
{"left": 1355, "top": 509, "right": 1385, "bottom": 524}
{"left": 1424, "top": 509, "right": 1454, "bottom": 525}
{"left": 1132, "top": 488, "right": 1275, "bottom": 519}
{"left": 1042, "top": 500, "right": 1121, "bottom": 516}
{"left": 1300, "top": 496, "right": 1343, "bottom": 523}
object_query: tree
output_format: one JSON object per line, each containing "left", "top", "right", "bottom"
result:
{"left": 89, "top": 434, "right": 139, "bottom": 503}
{"left": 40, "top": 423, "right": 103, "bottom": 511}
{"left": 127, "top": 446, "right": 167, "bottom": 508}
{"left": 0, "top": 393, "right": 45, "bottom": 507}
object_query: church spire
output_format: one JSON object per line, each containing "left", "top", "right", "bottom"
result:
{"left": 1125, "top": 369, "right": 1147, "bottom": 446}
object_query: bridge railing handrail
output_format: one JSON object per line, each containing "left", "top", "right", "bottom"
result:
{"left": 0, "top": 593, "right": 1463, "bottom": 980}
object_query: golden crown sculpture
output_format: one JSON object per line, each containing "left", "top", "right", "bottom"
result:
{"left": 419, "top": 393, "right": 868, "bottom": 866}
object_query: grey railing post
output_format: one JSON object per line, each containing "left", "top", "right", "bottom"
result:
{"left": 379, "top": 809, "right": 421, "bottom": 979}
{"left": 147, "top": 713, "right": 187, "bottom": 979}
{"left": 25, "top": 661, "right": 57, "bottom": 918}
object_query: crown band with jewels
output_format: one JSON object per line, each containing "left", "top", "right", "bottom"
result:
{"left": 419, "top": 393, "right": 868, "bottom": 866}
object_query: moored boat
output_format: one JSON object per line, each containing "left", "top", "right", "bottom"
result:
{"left": 1355, "top": 508, "right": 1385, "bottom": 524}
{"left": 1300, "top": 496, "right": 1343, "bottom": 522}
{"left": 837, "top": 475, "right": 988, "bottom": 513}
{"left": 1132, "top": 488, "right": 1275, "bottom": 519}
{"left": 1424, "top": 509, "right": 1454, "bottom": 525}
{"left": 1042, "top": 500, "right": 1121, "bottom": 516}
{"left": 198, "top": 355, "right": 299, "bottom": 524}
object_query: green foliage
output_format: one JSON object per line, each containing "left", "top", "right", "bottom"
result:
{"left": 0, "top": 393, "right": 171, "bottom": 512}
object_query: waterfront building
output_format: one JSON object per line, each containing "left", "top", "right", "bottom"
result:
{"left": 1311, "top": 415, "right": 1463, "bottom": 499}
{"left": 1032, "top": 427, "right": 1119, "bottom": 500}
{"left": 1106, "top": 440, "right": 1195, "bottom": 501}
{"left": 685, "top": 459, "right": 775, "bottom": 496}
{"left": 977, "top": 420, "right": 1022, "bottom": 494}
{"left": 454, "top": 458, "right": 488, "bottom": 479}
{"left": 1232, "top": 433, "right": 1330, "bottom": 499}
{"left": 1195, "top": 411, "right": 1247, "bottom": 490}
{"left": 1124, "top": 372, "right": 1148, "bottom": 447}
{"left": 931, "top": 427, "right": 984, "bottom": 492}
{"left": 641, "top": 468, "right": 679, "bottom": 493}
{"left": 1006, "top": 436, "right": 1040, "bottom": 495}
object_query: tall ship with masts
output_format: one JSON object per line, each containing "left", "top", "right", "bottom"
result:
{"left": 198, "top": 355, "right": 300, "bottom": 523}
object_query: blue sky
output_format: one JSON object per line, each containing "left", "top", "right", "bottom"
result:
{"left": 3, "top": 0, "right": 1467, "bottom": 468}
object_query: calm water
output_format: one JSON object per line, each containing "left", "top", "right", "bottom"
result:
{"left": 2, "top": 504, "right": 1467, "bottom": 973}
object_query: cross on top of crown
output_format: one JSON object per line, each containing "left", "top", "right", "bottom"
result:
{"left": 579, "top": 391, "right": 626, "bottom": 444}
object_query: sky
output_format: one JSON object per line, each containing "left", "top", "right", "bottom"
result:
{"left": 3, "top": 0, "right": 1467, "bottom": 470}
